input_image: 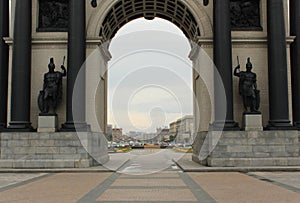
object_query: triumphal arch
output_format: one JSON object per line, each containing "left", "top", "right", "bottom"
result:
{"left": 1, "top": 0, "right": 300, "bottom": 168}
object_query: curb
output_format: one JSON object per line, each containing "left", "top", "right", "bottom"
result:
{"left": 0, "top": 159, "right": 131, "bottom": 173}
{"left": 173, "top": 160, "right": 300, "bottom": 172}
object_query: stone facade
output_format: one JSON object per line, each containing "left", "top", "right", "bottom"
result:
{"left": 2, "top": 0, "right": 292, "bottom": 132}
{"left": 1, "top": 0, "right": 300, "bottom": 168}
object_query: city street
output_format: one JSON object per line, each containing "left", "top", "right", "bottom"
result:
{"left": 0, "top": 149, "right": 300, "bottom": 202}
{"left": 113, "top": 149, "right": 183, "bottom": 175}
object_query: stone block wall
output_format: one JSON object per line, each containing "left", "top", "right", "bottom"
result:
{"left": 298, "top": 131, "right": 300, "bottom": 156}
{"left": 0, "top": 132, "right": 109, "bottom": 168}
{"left": 193, "top": 131, "right": 300, "bottom": 167}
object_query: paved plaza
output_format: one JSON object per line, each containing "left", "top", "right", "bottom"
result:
{"left": 1, "top": 171, "right": 300, "bottom": 202}
{"left": 0, "top": 150, "right": 300, "bottom": 202}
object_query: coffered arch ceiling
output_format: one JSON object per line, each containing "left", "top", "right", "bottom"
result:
{"left": 99, "top": 0, "right": 201, "bottom": 41}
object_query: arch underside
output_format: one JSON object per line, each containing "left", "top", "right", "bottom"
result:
{"left": 99, "top": 0, "right": 201, "bottom": 41}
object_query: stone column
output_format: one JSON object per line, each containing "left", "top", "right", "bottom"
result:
{"left": 290, "top": 0, "right": 300, "bottom": 129}
{"left": 0, "top": 0, "right": 9, "bottom": 130}
{"left": 212, "top": 0, "right": 239, "bottom": 130}
{"left": 61, "top": 0, "right": 89, "bottom": 131}
{"left": 267, "top": 0, "right": 292, "bottom": 129}
{"left": 8, "top": 0, "right": 33, "bottom": 131}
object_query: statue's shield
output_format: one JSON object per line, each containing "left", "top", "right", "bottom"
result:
{"left": 255, "top": 90, "right": 260, "bottom": 110}
{"left": 38, "top": 91, "right": 44, "bottom": 113}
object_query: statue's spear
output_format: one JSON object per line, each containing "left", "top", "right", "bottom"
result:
{"left": 61, "top": 56, "right": 67, "bottom": 76}
{"left": 236, "top": 56, "right": 241, "bottom": 73}
{"left": 62, "top": 56, "right": 66, "bottom": 66}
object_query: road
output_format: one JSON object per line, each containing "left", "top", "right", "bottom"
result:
{"left": 110, "top": 149, "right": 184, "bottom": 175}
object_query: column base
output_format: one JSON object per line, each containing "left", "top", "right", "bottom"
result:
{"left": 292, "top": 121, "right": 300, "bottom": 130}
{"left": 211, "top": 120, "right": 240, "bottom": 131}
{"left": 60, "top": 121, "right": 90, "bottom": 132}
{"left": 266, "top": 120, "right": 295, "bottom": 130}
{"left": 0, "top": 123, "right": 7, "bottom": 132}
{"left": 6, "top": 121, "right": 34, "bottom": 132}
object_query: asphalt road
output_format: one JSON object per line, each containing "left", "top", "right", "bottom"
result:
{"left": 116, "top": 149, "right": 184, "bottom": 175}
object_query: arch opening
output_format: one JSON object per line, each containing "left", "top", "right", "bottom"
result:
{"left": 107, "top": 18, "right": 194, "bottom": 136}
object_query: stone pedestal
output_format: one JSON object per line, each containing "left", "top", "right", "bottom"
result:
{"left": 38, "top": 115, "right": 57, "bottom": 132}
{"left": 243, "top": 114, "right": 263, "bottom": 131}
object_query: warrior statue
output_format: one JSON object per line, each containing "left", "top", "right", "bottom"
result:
{"left": 234, "top": 57, "right": 260, "bottom": 114}
{"left": 38, "top": 57, "right": 66, "bottom": 114}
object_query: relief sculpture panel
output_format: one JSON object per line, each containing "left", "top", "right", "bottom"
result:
{"left": 230, "top": 0, "right": 262, "bottom": 30}
{"left": 38, "top": 0, "right": 69, "bottom": 31}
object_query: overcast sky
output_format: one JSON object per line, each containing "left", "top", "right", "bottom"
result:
{"left": 107, "top": 18, "right": 193, "bottom": 133}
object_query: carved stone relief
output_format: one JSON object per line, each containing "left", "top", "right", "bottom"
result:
{"left": 37, "top": 0, "right": 261, "bottom": 32}
{"left": 38, "top": 0, "right": 69, "bottom": 31}
{"left": 230, "top": 0, "right": 262, "bottom": 30}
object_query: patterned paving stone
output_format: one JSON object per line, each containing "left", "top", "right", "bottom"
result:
{"left": 188, "top": 172, "right": 300, "bottom": 203}
{"left": 1, "top": 170, "right": 300, "bottom": 202}
{"left": 249, "top": 172, "right": 300, "bottom": 193}
{"left": 0, "top": 173, "right": 47, "bottom": 189}
{"left": 111, "top": 178, "right": 186, "bottom": 187}
{"left": 97, "top": 188, "right": 197, "bottom": 202}
{"left": 0, "top": 173, "right": 111, "bottom": 203}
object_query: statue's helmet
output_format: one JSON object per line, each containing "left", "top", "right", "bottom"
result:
{"left": 246, "top": 57, "right": 252, "bottom": 69}
{"left": 48, "top": 58, "right": 55, "bottom": 70}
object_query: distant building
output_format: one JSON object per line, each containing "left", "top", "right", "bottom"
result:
{"left": 106, "top": 124, "right": 113, "bottom": 141}
{"left": 112, "top": 128, "right": 123, "bottom": 142}
{"left": 177, "top": 115, "right": 194, "bottom": 135}
{"left": 169, "top": 121, "right": 177, "bottom": 141}
{"left": 156, "top": 127, "right": 170, "bottom": 142}
{"left": 169, "top": 115, "right": 194, "bottom": 144}
{"left": 126, "top": 131, "right": 158, "bottom": 143}
{"left": 128, "top": 131, "right": 143, "bottom": 139}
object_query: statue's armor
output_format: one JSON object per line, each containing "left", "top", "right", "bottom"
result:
{"left": 240, "top": 72, "right": 256, "bottom": 97}
{"left": 38, "top": 58, "right": 66, "bottom": 114}
{"left": 44, "top": 72, "right": 60, "bottom": 99}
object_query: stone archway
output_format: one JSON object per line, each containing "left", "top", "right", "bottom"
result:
{"left": 84, "top": 0, "right": 213, "bottom": 134}
{"left": 87, "top": 0, "right": 212, "bottom": 39}
{"left": 98, "top": 0, "right": 200, "bottom": 41}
